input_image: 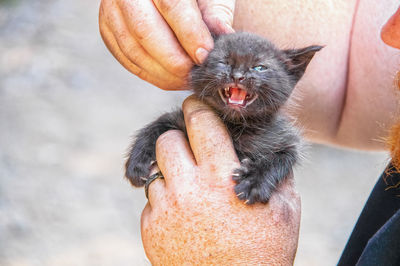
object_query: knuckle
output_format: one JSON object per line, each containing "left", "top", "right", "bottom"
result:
{"left": 185, "top": 108, "right": 215, "bottom": 127}
{"left": 176, "top": 13, "right": 194, "bottom": 28}
{"left": 154, "top": 0, "right": 181, "bottom": 14}
{"left": 132, "top": 67, "right": 146, "bottom": 79}
{"left": 167, "top": 56, "right": 192, "bottom": 76}
{"left": 206, "top": 3, "right": 234, "bottom": 21}
{"left": 159, "top": 79, "right": 186, "bottom": 91}
{"left": 126, "top": 46, "right": 141, "bottom": 62}
{"left": 133, "top": 20, "right": 154, "bottom": 41}
{"left": 116, "top": 30, "right": 129, "bottom": 43}
{"left": 156, "top": 130, "right": 182, "bottom": 149}
{"left": 120, "top": 42, "right": 141, "bottom": 63}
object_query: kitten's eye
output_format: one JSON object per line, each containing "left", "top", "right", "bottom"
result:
{"left": 252, "top": 65, "right": 268, "bottom": 72}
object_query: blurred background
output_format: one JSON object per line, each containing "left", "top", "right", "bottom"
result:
{"left": 0, "top": 0, "right": 389, "bottom": 265}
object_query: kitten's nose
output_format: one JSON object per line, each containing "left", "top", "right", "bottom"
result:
{"left": 232, "top": 73, "right": 245, "bottom": 83}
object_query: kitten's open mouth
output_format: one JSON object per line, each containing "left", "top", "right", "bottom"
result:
{"left": 218, "top": 84, "right": 258, "bottom": 108}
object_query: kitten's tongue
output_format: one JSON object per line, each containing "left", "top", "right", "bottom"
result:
{"left": 229, "top": 87, "right": 247, "bottom": 105}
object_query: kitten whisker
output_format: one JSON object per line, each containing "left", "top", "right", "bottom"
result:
{"left": 127, "top": 32, "right": 320, "bottom": 204}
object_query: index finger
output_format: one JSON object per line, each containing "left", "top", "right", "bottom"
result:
{"left": 153, "top": 0, "right": 214, "bottom": 64}
{"left": 118, "top": 0, "right": 193, "bottom": 77}
{"left": 182, "top": 96, "right": 239, "bottom": 172}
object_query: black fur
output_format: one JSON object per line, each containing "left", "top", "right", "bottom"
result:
{"left": 125, "top": 32, "right": 322, "bottom": 204}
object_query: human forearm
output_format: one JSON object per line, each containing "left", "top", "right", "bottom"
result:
{"left": 234, "top": 0, "right": 399, "bottom": 150}
{"left": 335, "top": 0, "right": 400, "bottom": 150}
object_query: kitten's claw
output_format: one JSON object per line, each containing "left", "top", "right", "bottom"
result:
{"left": 241, "top": 158, "right": 252, "bottom": 165}
{"left": 125, "top": 109, "right": 185, "bottom": 189}
{"left": 125, "top": 152, "right": 156, "bottom": 187}
{"left": 233, "top": 158, "right": 274, "bottom": 204}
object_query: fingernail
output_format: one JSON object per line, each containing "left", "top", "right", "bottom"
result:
{"left": 224, "top": 24, "right": 235, "bottom": 34}
{"left": 195, "top": 47, "right": 209, "bottom": 64}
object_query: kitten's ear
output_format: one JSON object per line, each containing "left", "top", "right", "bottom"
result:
{"left": 283, "top": 45, "right": 323, "bottom": 80}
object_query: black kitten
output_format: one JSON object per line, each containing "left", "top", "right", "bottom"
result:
{"left": 125, "top": 32, "right": 322, "bottom": 204}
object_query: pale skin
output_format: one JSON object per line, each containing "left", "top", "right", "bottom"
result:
{"left": 99, "top": 0, "right": 400, "bottom": 264}
{"left": 142, "top": 96, "right": 300, "bottom": 265}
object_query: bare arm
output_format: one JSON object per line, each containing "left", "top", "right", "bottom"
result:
{"left": 100, "top": 0, "right": 399, "bottom": 149}
{"left": 234, "top": 0, "right": 400, "bottom": 150}
{"left": 337, "top": 0, "right": 400, "bottom": 149}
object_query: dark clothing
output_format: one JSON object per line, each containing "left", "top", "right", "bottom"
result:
{"left": 338, "top": 163, "right": 400, "bottom": 266}
{"left": 357, "top": 210, "right": 400, "bottom": 266}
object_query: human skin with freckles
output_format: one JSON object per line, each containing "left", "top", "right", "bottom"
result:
{"left": 99, "top": 0, "right": 400, "bottom": 149}
{"left": 141, "top": 96, "right": 301, "bottom": 265}
{"left": 139, "top": 6, "right": 400, "bottom": 265}
{"left": 98, "top": 0, "right": 400, "bottom": 264}
{"left": 98, "top": 0, "right": 235, "bottom": 90}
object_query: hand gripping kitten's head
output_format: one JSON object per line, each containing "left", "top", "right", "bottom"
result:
{"left": 190, "top": 32, "right": 323, "bottom": 121}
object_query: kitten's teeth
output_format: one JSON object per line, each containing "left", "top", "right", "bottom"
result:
{"left": 228, "top": 98, "right": 245, "bottom": 105}
{"left": 224, "top": 87, "right": 230, "bottom": 97}
{"left": 219, "top": 85, "right": 258, "bottom": 107}
{"left": 218, "top": 89, "right": 228, "bottom": 104}
{"left": 245, "top": 94, "right": 258, "bottom": 106}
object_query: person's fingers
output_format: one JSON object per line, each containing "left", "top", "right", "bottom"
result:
{"left": 140, "top": 202, "right": 152, "bottom": 240}
{"left": 140, "top": 202, "right": 162, "bottom": 261}
{"left": 104, "top": 2, "right": 185, "bottom": 88}
{"left": 99, "top": 11, "right": 141, "bottom": 78}
{"left": 152, "top": 0, "right": 214, "bottom": 64}
{"left": 99, "top": 1, "right": 185, "bottom": 90}
{"left": 182, "top": 96, "right": 239, "bottom": 179}
{"left": 155, "top": 130, "right": 196, "bottom": 186}
{"left": 117, "top": 0, "right": 194, "bottom": 77}
{"left": 198, "top": 0, "right": 236, "bottom": 35}
{"left": 146, "top": 178, "right": 166, "bottom": 208}
{"left": 381, "top": 6, "right": 400, "bottom": 49}
{"left": 145, "top": 164, "right": 167, "bottom": 208}
{"left": 141, "top": 202, "right": 151, "bottom": 226}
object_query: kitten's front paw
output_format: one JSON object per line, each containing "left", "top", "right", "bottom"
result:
{"left": 232, "top": 159, "right": 274, "bottom": 204}
{"left": 125, "top": 153, "right": 155, "bottom": 187}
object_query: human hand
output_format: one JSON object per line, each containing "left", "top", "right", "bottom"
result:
{"left": 98, "top": 0, "right": 235, "bottom": 90}
{"left": 141, "top": 96, "right": 301, "bottom": 265}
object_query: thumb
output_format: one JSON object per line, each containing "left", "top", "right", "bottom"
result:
{"left": 198, "top": 0, "right": 236, "bottom": 35}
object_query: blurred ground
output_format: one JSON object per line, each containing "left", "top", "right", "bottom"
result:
{"left": 0, "top": 0, "right": 389, "bottom": 265}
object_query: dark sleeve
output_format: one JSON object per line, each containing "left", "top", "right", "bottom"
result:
{"left": 337, "top": 163, "right": 400, "bottom": 266}
{"left": 356, "top": 210, "right": 400, "bottom": 266}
